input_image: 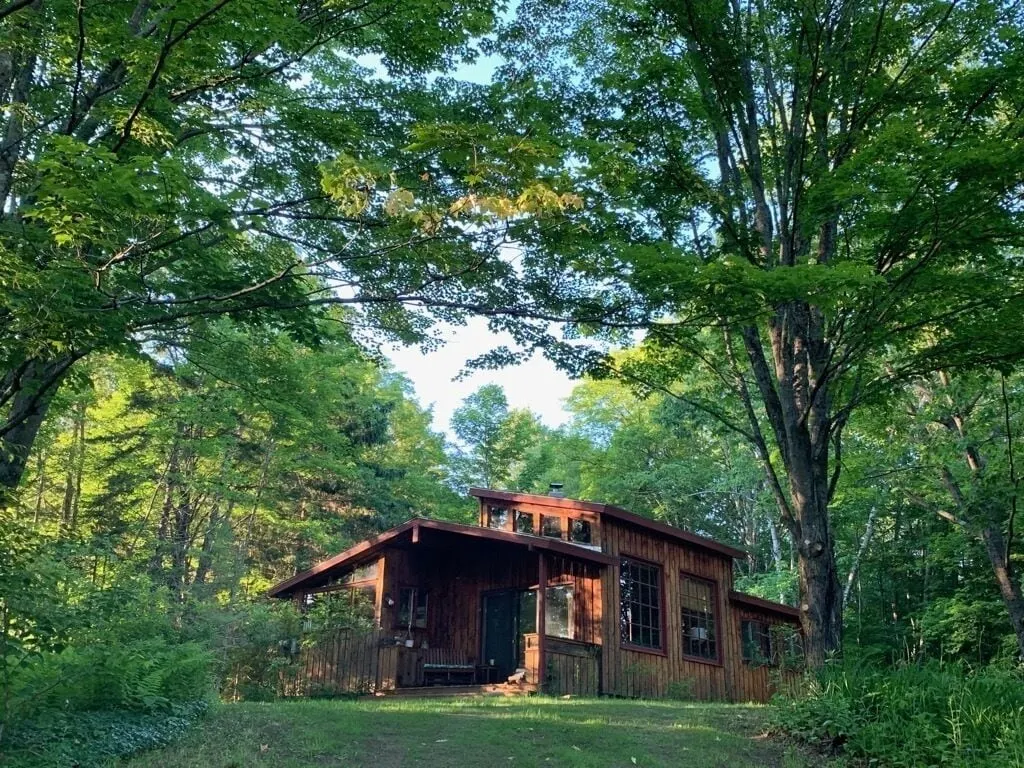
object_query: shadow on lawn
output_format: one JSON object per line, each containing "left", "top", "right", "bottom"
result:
{"left": 123, "top": 697, "right": 802, "bottom": 768}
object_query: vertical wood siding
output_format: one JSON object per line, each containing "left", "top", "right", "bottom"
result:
{"left": 600, "top": 518, "right": 738, "bottom": 701}
{"left": 731, "top": 605, "right": 803, "bottom": 702}
{"left": 380, "top": 540, "right": 604, "bottom": 671}
{"left": 284, "top": 628, "right": 391, "bottom": 696}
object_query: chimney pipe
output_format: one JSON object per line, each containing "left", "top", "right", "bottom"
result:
{"left": 548, "top": 483, "right": 565, "bottom": 498}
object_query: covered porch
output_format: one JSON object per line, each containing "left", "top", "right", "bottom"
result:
{"left": 270, "top": 518, "right": 612, "bottom": 696}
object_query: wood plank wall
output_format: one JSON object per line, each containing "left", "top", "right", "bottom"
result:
{"left": 282, "top": 628, "right": 392, "bottom": 696}
{"left": 524, "top": 634, "right": 601, "bottom": 696}
{"left": 546, "top": 555, "right": 603, "bottom": 645}
{"left": 731, "top": 606, "right": 803, "bottom": 702}
{"left": 600, "top": 517, "right": 738, "bottom": 701}
{"left": 380, "top": 541, "right": 604, "bottom": 671}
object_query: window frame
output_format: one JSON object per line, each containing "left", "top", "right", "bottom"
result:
{"left": 301, "top": 581, "right": 378, "bottom": 624}
{"left": 568, "top": 518, "right": 592, "bottom": 544}
{"left": 486, "top": 505, "right": 511, "bottom": 531}
{"left": 740, "top": 618, "right": 773, "bottom": 665}
{"left": 395, "top": 585, "right": 429, "bottom": 630}
{"left": 514, "top": 509, "right": 535, "bottom": 535}
{"left": 618, "top": 554, "right": 666, "bottom": 655}
{"left": 679, "top": 571, "right": 723, "bottom": 665}
{"left": 540, "top": 514, "right": 563, "bottom": 539}
{"left": 543, "top": 582, "right": 575, "bottom": 640}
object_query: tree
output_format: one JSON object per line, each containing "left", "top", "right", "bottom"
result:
{"left": 0, "top": 0, "right": 588, "bottom": 502}
{"left": 17, "top": 318, "right": 462, "bottom": 599}
{"left": 449, "top": 384, "right": 545, "bottom": 489}
{"left": 893, "top": 371, "right": 1024, "bottom": 659}
{"left": 498, "top": 0, "right": 1024, "bottom": 664}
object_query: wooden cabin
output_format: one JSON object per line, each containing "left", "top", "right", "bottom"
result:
{"left": 267, "top": 487, "right": 802, "bottom": 701}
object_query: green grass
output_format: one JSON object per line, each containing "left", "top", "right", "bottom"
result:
{"left": 123, "top": 696, "right": 822, "bottom": 768}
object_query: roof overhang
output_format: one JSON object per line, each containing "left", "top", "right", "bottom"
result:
{"left": 729, "top": 591, "right": 801, "bottom": 622}
{"left": 470, "top": 488, "right": 748, "bottom": 561}
{"left": 267, "top": 517, "right": 617, "bottom": 598}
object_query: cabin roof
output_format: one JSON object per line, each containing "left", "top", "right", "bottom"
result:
{"left": 469, "top": 487, "right": 748, "bottom": 561}
{"left": 267, "top": 517, "right": 617, "bottom": 598}
{"left": 729, "top": 591, "right": 801, "bottom": 621}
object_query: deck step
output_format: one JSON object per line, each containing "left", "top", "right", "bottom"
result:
{"left": 380, "top": 683, "right": 536, "bottom": 698}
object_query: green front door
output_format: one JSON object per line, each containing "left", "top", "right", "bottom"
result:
{"left": 482, "top": 589, "right": 536, "bottom": 678}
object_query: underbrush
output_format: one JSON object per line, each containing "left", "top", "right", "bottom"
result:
{"left": 1, "top": 700, "right": 208, "bottom": 767}
{"left": 771, "top": 661, "right": 1024, "bottom": 767}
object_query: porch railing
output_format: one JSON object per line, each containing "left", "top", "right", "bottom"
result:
{"left": 523, "top": 633, "right": 601, "bottom": 696}
{"left": 282, "top": 629, "right": 481, "bottom": 695}
{"left": 281, "top": 628, "right": 394, "bottom": 696}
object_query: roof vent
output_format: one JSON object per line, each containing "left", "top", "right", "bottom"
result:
{"left": 548, "top": 482, "right": 565, "bottom": 498}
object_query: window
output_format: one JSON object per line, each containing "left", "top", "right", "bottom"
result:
{"left": 776, "top": 625, "right": 804, "bottom": 666}
{"left": 339, "top": 561, "right": 378, "bottom": 584}
{"left": 301, "top": 585, "right": 376, "bottom": 623}
{"left": 515, "top": 510, "right": 535, "bottom": 534}
{"left": 681, "top": 575, "right": 718, "bottom": 661}
{"left": 545, "top": 585, "right": 574, "bottom": 639}
{"left": 741, "top": 620, "right": 772, "bottom": 664}
{"left": 619, "top": 558, "right": 662, "bottom": 649}
{"left": 487, "top": 505, "right": 510, "bottom": 530}
{"left": 396, "top": 587, "right": 428, "bottom": 629}
{"left": 541, "top": 515, "right": 563, "bottom": 539}
{"left": 569, "top": 518, "right": 592, "bottom": 544}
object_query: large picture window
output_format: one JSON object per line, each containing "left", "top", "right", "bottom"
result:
{"left": 681, "top": 575, "right": 719, "bottom": 661}
{"left": 619, "top": 558, "right": 662, "bottom": 650}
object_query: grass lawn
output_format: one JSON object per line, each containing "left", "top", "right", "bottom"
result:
{"left": 123, "top": 696, "right": 823, "bottom": 768}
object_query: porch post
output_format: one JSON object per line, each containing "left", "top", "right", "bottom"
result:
{"left": 537, "top": 551, "right": 547, "bottom": 692}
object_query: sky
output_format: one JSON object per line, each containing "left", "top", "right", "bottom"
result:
{"left": 385, "top": 321, "right": 578, "bottom": 439}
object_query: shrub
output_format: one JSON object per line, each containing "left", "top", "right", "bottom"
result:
{"left": 218, "top": 591, "right": 376, "bottom": 701}
{"left": 6, "top": 576, "right": 215, "bottom": 722}
{"left": 1, "top": 700, "right": 208, "bottom": 767}
{"left": 771, "top": 659, "right": 1024, "bottom": 767}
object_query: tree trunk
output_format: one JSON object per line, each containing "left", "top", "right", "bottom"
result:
{"left": 979, "top": 522, "right": 1024, "bottom": 660}
{"left": 793, "top": 492, "right": 843, "bottom": 667}
{"left": 737, "top": 311, "right": 844, "bottom": 667}
{"left": 32, "top": 449, "right": 46, "bottom": 524}
{"left": 167, "top": 430, "right": 200, "bottom": 599}
{"left": 168, "top": 491, "right": 194, "bottom": 600}
{"left": 194, "top": 498, "right": 232, "bottom": 586}
{"left": 0, "top": 354, "right": 80, "bottom": 505}
{"left": 767, "top": 517, "right": 783, "bottom": 570}
{"left": 149, "top": 436, "right": 182, "bottom": 578}
{"left": 60, "top": 401, "right": 87, "bottom": 537}
{"left": 843, "top": 507, "right": 878, "bottom": 610}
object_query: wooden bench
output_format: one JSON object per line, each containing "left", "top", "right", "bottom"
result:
{"left": 421, "top": 662, "right": 476, "bottom": 686}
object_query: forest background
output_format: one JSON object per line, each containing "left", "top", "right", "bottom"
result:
{"left": 2, "top": 0, "right": 1024, "bottom": 765}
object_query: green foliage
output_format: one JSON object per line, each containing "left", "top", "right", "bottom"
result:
{"left": 219, "top": 592, "right": 375, "bottom": 702}
{"left": 772, "top": 661, "right": 1024, "bottom": 767}
{"left": 450, "top": 384, "right": 546, "bottom": 490}
{"left": 4, "top": 575, "right": 213, "bottom": 724}
{"left": 3, "top": 700, "right": 208, "bottom": 768}
{"left": 218, "top": 601, "right": 303, "bottom": 703}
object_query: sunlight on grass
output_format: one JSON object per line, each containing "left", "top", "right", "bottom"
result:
{"left": 122, "top": 696, "right": 820, "bottom": 768}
